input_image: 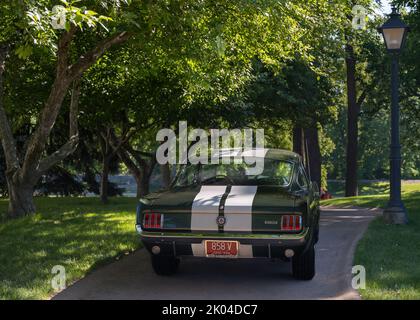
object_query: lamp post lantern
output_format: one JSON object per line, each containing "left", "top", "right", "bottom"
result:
{"left": 378, "top": 7, "right": 410, "bottom": 224}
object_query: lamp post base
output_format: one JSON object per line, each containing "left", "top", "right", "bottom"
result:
{"left": 383, "top": 205, "right": 408, "bottom": 224}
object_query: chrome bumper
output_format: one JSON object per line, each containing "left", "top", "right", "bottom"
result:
{"left": 137, "top": 225, "right": 309, "bottom": 243}
{"left": 138, "top": 226, "right": 311, "bottom": 258}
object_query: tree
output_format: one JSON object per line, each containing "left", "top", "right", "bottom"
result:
{"left": 0, "top": 0, "right": 132, "bottom": 217}
{"left": 241, "top": 57, "right": 338, "bottom": 189}
{"left": 342, "top": 0, "right": 390, "bottom": 196}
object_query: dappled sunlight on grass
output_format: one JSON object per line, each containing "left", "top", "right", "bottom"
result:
{"left": 327, "top": 181, "right": 391, "bottom": 197}
{"left": 0, "top": 197, "right": 140, "bottom": 300}
{"left": 327, "top": 180, "right": 420, "bottom": 199}
{"left": 322, "top": 183, "right": 420, "bottom": 300}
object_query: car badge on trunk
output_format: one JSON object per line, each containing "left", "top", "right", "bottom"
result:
{"left": 216, "top": 215, "right": 226, "bottom": 226}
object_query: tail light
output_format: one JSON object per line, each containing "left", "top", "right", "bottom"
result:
{"left": 143, "top": 212, "right": 163, "bottom": 229}
{"left": 281, "top": 215, "right": 302, "bottom": 231}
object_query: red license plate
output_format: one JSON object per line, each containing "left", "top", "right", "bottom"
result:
{"left": 205, "top": 240, "right": 238, "bottom": 258}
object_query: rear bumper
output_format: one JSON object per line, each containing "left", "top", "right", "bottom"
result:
{"left": 138, "top": 226, "right": 311, "bottom": 259}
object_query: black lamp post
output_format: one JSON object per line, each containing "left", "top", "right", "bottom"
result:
{"left": 378, "top": 7, "right": 410, "bottom": 224}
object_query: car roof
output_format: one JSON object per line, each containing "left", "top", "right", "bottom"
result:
{"left": 216, "top": 148, "right": 301, "bottom": 162}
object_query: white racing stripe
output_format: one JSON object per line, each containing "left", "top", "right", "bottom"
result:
{"left": 224, "top": 185, "right": 258, "bottom": 232}
{"left": 191, "top": 185, "right": 226, "bottom": 231}
{"left": 240, "top": 148, "right": 269, "bottom": 158}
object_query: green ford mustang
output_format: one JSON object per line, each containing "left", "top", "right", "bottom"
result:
{"left": 136, "top": 149, "right": 320, "bottom": 280}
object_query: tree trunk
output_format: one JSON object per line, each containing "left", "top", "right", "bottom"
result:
{"left": 345, "top": 44, "right": 359, "bottom": 197}
{"left": 0, "top": 46, "right": 29, "bottom": 218}
{"left": 137, "top": 180, "right": 148, "bottom": 198}
{"left": 135, "top": 176, "right": 142, "bottom": 198}
{"left": 134, "top": 172, "right": 149, "bottom": 198}
{"left": 141, "top": 165, "right": 152, "bottom": 196}
{"left": 0, "top": 45, "right": 34, "bottom": 218}
{"left": 304, "top": 127, "right": 321, "bottom": 190}
{"left": 100, "top": 156, "right": 110, "bottom": 204}
{"left": 293, "top": 126, "right": 305, "bottom": 160}
{"left": 161, "top": 164, "right": 171, "bottom": 188}
{"left": 6, "top": 174, "right": 36, "bottom": 218}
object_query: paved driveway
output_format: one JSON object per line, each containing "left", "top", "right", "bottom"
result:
{"left": 54, "top": 207, "right": 378, "bottom": 300}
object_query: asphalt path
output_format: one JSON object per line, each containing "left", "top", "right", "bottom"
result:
{"left": 54, "top": 206, "right": 379, "bottom": 300}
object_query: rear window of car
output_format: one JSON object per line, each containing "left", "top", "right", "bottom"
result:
{"left": 175, "top": 159, "right": 294, "bottom": 187}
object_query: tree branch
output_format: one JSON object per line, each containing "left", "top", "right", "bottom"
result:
{"left": 99, "top": 129, "right": 109, "bottom": 157}
{"left": 102, "top": 127, "right": 137, "bottom": 157}
{"left": 99, "top": 127, "right": 113, "bottom": 156}
{"left": 124, "top": 145, "right": 150, "bottom": 168}
{"left": 357, "top": 76, "right": 382, "bottom": 109}
{"left": 57, "top": 25, "right": 77, "bottom": 76}
{"left": 20, "top": 28, "right": 78, "bottom": 179}
{"left": 68, "top": 31, "right": 131, "bottom": 81}
{"left": 69, "top": 77, "right": 80, "bottom": 138}
{"left": 356, "top": 88, "right": 367, "bottom": 109}
{"left": 107, "top": 130, "right": 143, "bottom": 177}
{"left": 21, "top": 30, "right": 130, "bottom": 180}
{"left": 117, "top": 146, "right": 143, "bottom": 179}
{"left": 113, "top": 129, "right": 136, "bottom": 154}
{"left": 36, "top": 78, "right": 81, "bottom": 174}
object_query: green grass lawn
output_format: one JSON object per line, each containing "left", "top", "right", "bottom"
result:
{"left": 0, "top": 197, "right": 140, "bottom": 300}
{"left": 323, "top": 182, "right": 420, "bottom": 299}
{"left": 327, "top": 180, "right": 391, "bottom": 197}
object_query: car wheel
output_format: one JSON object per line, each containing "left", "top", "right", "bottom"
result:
{"left": 313, "top": 224, "right": 320, "bottom": 244}
{"left": 151, "top": 255, "right": 180, "bottom": 276}
{"left": 292, "top": 244, "right": 315, "bottom": 280}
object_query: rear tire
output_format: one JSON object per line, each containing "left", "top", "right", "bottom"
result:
{"left": 314, "top": 224, "right": 320, "bottom": 244}
{"left": 292, "top": 244, "right": 315, "bottom": 280}
{"left": 151, "top": 255, "right": 180, "bottom": 276}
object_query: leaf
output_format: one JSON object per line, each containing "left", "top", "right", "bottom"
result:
{"left": 65, "top": 21, "right": 71, "bottom": 32}
{"left": 84, "top": 10, "right": 98, "bottom": 16}
{"left": 98, "top": 21, "right": 109, "bottom": 32}
{"left": 15, "top": 45, "right": 33, "bottom": 59}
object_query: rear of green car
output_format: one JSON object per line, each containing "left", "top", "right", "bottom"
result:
{"left": 136, "top": 149, "right": 320, "bottom": 280}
